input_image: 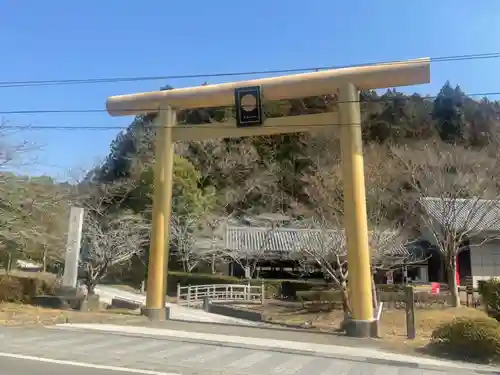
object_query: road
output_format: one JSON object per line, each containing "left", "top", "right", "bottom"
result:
{"left": 0, "top": 355, "right": 173, "bottom": 375}
{"left": 0, "top": 326, "right": 483, "bottom": 375}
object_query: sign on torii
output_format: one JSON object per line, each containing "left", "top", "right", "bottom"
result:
{"left": 106, "top": 59, "right": 430, "bottom": 337}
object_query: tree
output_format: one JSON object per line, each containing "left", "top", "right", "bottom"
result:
{"left": 0, "top": 173, "right": 71, "bottom": 271}
{"left": 0, "top": 121, "right": 44, "bottom": 267}
{"left": 432, "top": 82, "right": 466, "bottom": 144}
{"left": 78, "top": 182, "right": 150, "bottom": 294}
{"left": 295, "top": 220, "right": 351, "bottom": 314}
{"left": 300, "top": 141, "right": 425, "bottom": 313}
{"left": 81, "top": 211, "right": 150, "bottom": 294}
{"left": 22, "top": 177, "right": 72, "bottom": 271}
{"left": 169, "top": 212, "right": 221, "bottom": 272}
{"left": 391, "top": 140, "right": 500, "bottom": 307}
{"left": 217, "top": 216, "right": 286, "bottom": 279}
{"left": 182, "top": 139, "right": 283, "bottom": 215}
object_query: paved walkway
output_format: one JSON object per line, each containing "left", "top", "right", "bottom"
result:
{"left": 0, "top": 325, "right": 493, "bottom": 375}
{"left": 95, "top": 285, "right": 259, "bottom": 326}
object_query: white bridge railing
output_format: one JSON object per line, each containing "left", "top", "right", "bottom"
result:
{"left": 176, "top": 283, "right": 265, "bottom": 307}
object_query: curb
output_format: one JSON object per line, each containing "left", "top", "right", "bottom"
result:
{"left": 49, "top": 325, "right": 498, "bottom": 374}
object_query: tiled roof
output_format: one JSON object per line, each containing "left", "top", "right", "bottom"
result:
{"left": 225, "top": 226, "right": 410, "bottom": 257}
{"left": 419, "top": 197, "right": 500, "bottom": 232}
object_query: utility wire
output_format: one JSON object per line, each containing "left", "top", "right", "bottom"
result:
{"left": 0, "top": 52, "right": 499, "bottom": 88}
{"left": 0, "top": 121, "right": 465, "bottom": 131}
{"left": 1, "top": 90, "right": 499, "bottom": 116}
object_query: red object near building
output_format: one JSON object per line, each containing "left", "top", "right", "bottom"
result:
{"left": 431, "top": 282, "right": 440, "bottom": 295}
{"left": 456, "top": 257, "right": 460, "bottom": 286}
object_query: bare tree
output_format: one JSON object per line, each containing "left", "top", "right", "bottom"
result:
{"left": 0, "top": 122, "right": 45, "bottom": 268}
{"left": 81, "top": 211, "right": 150, "bottom": 294}
{"left": 77, "top": 181, "right": 150, "bottom": 294}
{"left": 0, "top": 119, "right": 40, "bottom": 170}
{"left": 170, "top": 213, "right": 224, "bottom": 273}
{"left": 368, "top": 225, "right": 429, "bottom": 308}
{"left": 391, "top": 140, "right": 500, "bottom": 307}
{"left": 295, "top": 220, "right": 351, "bottom": 314}
{"left": 189, "top": 214, "right": 232, "bottom": 274}
{"left": 295, "top": 217, "right": 422, "bottom": 314}
{"left": 300, "top": 142, "right": 426, "bottom": 313}
{"left": 170, "top": 213, "right": 199, "bottom": 272}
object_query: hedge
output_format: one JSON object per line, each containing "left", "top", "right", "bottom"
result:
{"left": 0, "top": 273, "right": 57, "bottom": 303}
{"left": 478, "top": 278, "right": 500, "bottom": 321}
{"left": 430, "top": 316, "right": 500, "bottom": 363}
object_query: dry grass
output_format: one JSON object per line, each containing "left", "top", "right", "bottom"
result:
{"left": 240, "top": 302, "right": 491, "bottom": 354}
{"left": 0, "top": 302, "right": 148, "bottom": 327}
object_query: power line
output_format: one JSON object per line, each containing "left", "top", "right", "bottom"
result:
{"left": 0, "top": 120, "right": 467, "bottom": 132}
{"left": 1, "top": 52, "right": 499, "bottom": 89}
{"left": 1, "top": 90, "right": 499, "bottom": 116}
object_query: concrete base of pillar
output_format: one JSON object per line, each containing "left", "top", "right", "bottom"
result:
{"left": 140, "top": 306, "right": 170, "bottom": 321}
{"left": 344, "top": 318, "right": 379, "bottom": 338}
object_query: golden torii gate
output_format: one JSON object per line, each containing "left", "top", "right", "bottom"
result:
{"left": 106, "top": 59, "right": 430, "bottom": 337}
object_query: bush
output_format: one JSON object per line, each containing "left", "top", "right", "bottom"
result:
{"left": 297, "top": 284, "right": 406, "bottom": 303}
{"left": 296, "top": 289, "right": 342, "bottom": 302}
{"left": 0, "top": 274, "right": 57, "bottom": 303}
{"left": 376, "top": 284, "right": 405, "bottom": 293}
{"left": 478, "top": 278, "right": 500, "bottom": 321}
{"left": 430, "top": 316, "right": 500, "bottom": 363}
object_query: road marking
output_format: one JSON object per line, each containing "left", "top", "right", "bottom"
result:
{"left": 271, "top": 355, "right": 314, "bottom": 374}
{"left": 71, "top": 337, "right": 136, "bottom": 352}
{"left": 318, "top": 360, "right": 353, "bottom": 375}
{"left": 372, "top": 365, "right": 400, "bottom": 375}
{"left": 0, "top": 351, "right": 181, "bottom": 375}
{"left": 146, "top": 343, "right": 201, "bottom": 359}
{"left": 226, "top": 351, "right": 273, "bottom": 369}
{"left": 40, "top": 335, "right": 94, "bottom": 348}
{"left": 182, "top": 346, "right": 234, "bottom": 364}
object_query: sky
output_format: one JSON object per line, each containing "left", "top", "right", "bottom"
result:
{"left": 2, "top": 0, "right": 500, "bottom": 180}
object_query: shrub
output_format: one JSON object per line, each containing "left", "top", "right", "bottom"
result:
{"left": 377, "top": 284, "right": 405, "bottom": 293}
{"left": 296, "top": 289, "right": 342, "bottom": 302}
{"left": 0, "top": 274, "right": 57, "bottom": 303}
{"left": 0, "top": 276, "right": 24, "bottom": 302}
{"left": 430, "top": 316, "right": 500, "bottom": 363}
{"left": 478, "top": 278, "right": 500, "bottom": 321}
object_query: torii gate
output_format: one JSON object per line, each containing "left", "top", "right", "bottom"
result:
{"left": 106, "top": 58, "right": 430, "bottom": 337}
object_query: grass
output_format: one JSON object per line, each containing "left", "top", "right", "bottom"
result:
{"left": 0, "top": 302, "right": 148, "bottom": 327}
{"left": 0, "top": 270, "right": 149, "bottom": 326}
{"left": 238, "top": 301, "right": 491, "bottom": 354}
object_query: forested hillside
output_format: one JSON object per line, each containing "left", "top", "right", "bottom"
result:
{"left": 89, "top": 81, "right": 500, "bottom": 221}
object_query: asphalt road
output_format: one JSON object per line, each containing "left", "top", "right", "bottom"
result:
{"left": 0, "top": 355, "right": 153, "bottom": 375}
{"left": 0, "top": 326, "right": 491, "bottom": 375}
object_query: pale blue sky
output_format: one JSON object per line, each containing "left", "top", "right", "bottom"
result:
{"left": 2, "top": 1, "right": 500, "bottom": 179}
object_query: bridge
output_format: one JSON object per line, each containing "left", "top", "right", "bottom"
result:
{"left": 176, "top": 283, "right": 265, "bottom": 307}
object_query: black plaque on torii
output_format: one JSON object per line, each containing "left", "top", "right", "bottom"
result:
{"left": 234, "top": 86, "right": 263, "bottom": 127}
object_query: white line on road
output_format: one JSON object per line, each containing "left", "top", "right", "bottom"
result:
{"left": 0, "top": 351, "right": 181, "bottom": 375}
